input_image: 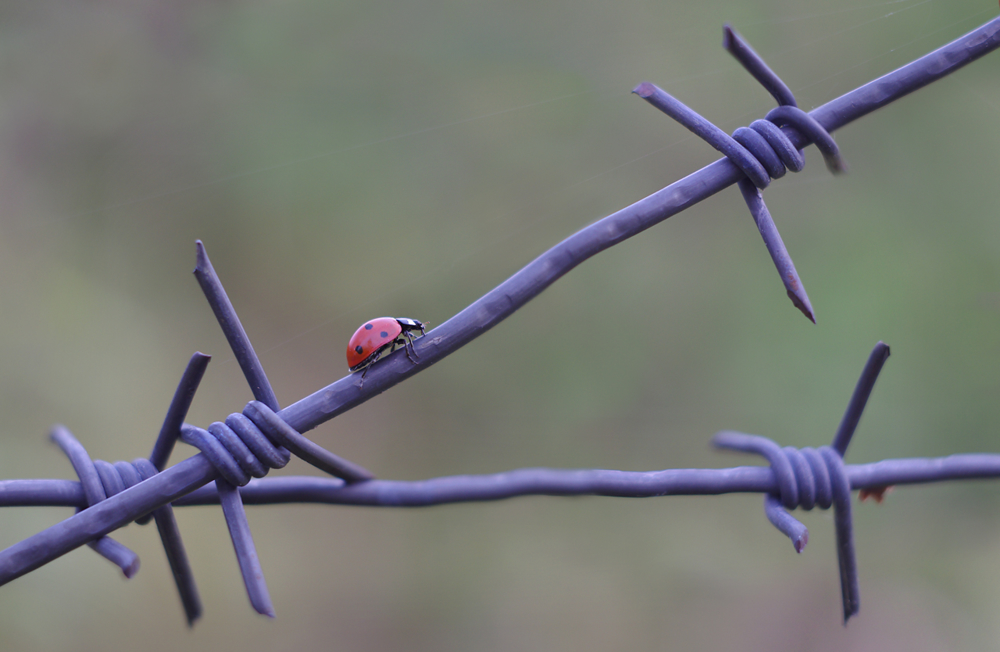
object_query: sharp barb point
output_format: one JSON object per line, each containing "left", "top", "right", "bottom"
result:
{"left": 787, "top": 289, "right": 816, "bottom": 323}
{"left": 632, "top": 81, "right": 654, "bottom": 97}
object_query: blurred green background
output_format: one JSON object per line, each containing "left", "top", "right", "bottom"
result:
{"left": 0, "top": 0, "right": 998, "bottom": 649}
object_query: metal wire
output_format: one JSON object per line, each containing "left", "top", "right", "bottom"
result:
{"left": 8, "top": 342, "right": 1000, "bottom": 626}
{"left": 0, "top": 16, "right": 998, "bottom": 628}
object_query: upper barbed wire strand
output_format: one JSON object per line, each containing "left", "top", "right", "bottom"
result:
{"left": 275, "top": 16, "right": 1000, "bottom": 431}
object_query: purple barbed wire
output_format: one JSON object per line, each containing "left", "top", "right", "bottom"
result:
{"left": 635, "top": 24, "right": 850, "bottom": 323}
{"left": 8, "top": 451, "right": 1000, "bottom": 510}
{"left": 0, "top": 16, "right": 998, "bottom": 628}
{"left": 8, "top": 341, "right": 1000, "bottom": 626}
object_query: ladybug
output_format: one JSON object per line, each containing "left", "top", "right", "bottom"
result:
{"left": 346, "top": 317, "right": 427, "bottom": 385}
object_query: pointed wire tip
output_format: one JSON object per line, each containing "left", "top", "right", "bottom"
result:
{"left": 786, "top": 289, "right": 816, "bottom": 323}
{"left": 122, "top": 557, "right": 141, "bottom": 579}
{"left": 826, "top": 157, "right": 849, "bottom": 175}
{"left": 48, "top": 424, "right": 68, "bottom": 443}
{"left": 632, "top": 81, "right": 655, "bottom": 97}
{"left": 709, "top": 430, "right": 746, "bottom": 450}
{"left": 722, "top": 23, "right": 736, "bottom": 50}
{"left": 194, "top": 240, "right": 209, "bottom": 271}
{"left": 793, "top": 531, "right": 809, "bottom": 553}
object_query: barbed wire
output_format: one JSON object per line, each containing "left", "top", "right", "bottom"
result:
{"left": 1, "top": 16, "right": 999, "bottom": 628}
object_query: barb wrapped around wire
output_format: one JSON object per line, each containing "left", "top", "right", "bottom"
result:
{"left": 634, "top": 25, "right": 849, "bottom": 323}
{"left": 0, "top": 242, "right": 381, "bottom": 624}
{"left": 0, "top": 16, "right": 999, "bottom": 630}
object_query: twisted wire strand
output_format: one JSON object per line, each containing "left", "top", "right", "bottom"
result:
{"left": 50, "top": 424, "right": 205, "bottom": 624}
{"left": 176, "top": 402, "right": 372, "bottom": 486}
{"left": 631, "top": 84, "right": 844, "bottom": 191}
{"left": 49, "top": 424, "right": 203, "bottom": 623}
{"left": 49, "top": 399, "right": 337, "bottom": 622}
{"left": 179, "top": 414, "right": 290, "bottom": 488}
{"left": 706, "top": 343, "right": 887, "bottom": 624}
{"left": 177, "top": 403, "right": 294, "bottom": 618}
{"left": 190, "top": 243, "right": 371, "bottom": 616}
{"left": 731, "top": 120, "right": 804, "bottom": 180}
{"left": 632, "top": 24, "right": 855, "bottom": 324}
{"left": 31, "top": 340, "right": 887, "bottom": 627}
{"left": 764, "top": 105, "right": 846, "bottom": 174}
{"left": 713, "top": 432, "right": 859, "bottom": 621}
{"left": 50, "top": 425, "right": 145, "bottom": 577}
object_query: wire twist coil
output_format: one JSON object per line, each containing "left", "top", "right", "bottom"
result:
{"left": 180, "top": 408, "right": 292, "bottom": 488}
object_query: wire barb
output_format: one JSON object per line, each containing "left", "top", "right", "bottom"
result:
{"left": 48, "top": 423, "right": 202, "bottom": 623}
{"left": 723, "top": 24, "right": 796, "bottom": 108}
{"left": 832, "top": 342, "right": 891, "bottom": 456}
{"left": 633, "top": 23, "right": 857, "bottom": 323}
{"left": 713, "top": 341, "right": 888, "bottom": 624}
{"left": 149, "top": 352, "right": 211, "bottom": 473}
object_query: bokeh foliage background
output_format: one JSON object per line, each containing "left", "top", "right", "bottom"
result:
{"left": 0, "top": 0, "right": 998, "bottom": 649}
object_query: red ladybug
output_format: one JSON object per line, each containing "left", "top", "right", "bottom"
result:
{"left": 346, "top": 317, "right": 426, "bottom": 385}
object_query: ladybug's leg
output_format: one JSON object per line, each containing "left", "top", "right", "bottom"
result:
{"left": 401, "top": 330, "right": 421, "bottom": 362}
{"left": 357, "top": 349, "right": 384, "bottom": 388}
{"left": 393, "top": 335, "right": 419, "bottom": 364}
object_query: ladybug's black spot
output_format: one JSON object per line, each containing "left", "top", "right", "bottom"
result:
{"left": 364, "top": 323, "right": 374, "bottom": 330}
{"left": 355, "top": 345, "right": 364, "bottom": 354}
{"left": 380, "top": 331, "right": 389, "bottom": 338}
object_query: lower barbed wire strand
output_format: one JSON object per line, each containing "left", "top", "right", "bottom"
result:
{"left": 7, "top": 454, "right": 1000, "bottom": 511}
{"left": 0, "top": 479, "right": 83, "bottom": 506}
{"left": 175, "top": 467, "right": 781, "bottom": 506}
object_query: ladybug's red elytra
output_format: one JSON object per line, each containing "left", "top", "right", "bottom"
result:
{"left": 346, "top": 317, "right": 426, "bottom": 385}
